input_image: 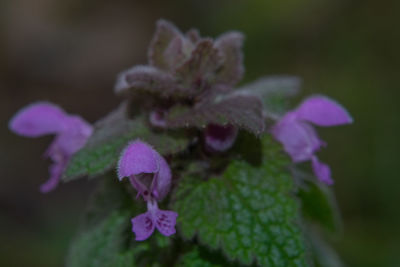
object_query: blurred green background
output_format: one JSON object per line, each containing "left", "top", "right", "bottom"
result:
{"left": 1, "top": 0, "right": 399, "bottom": 266}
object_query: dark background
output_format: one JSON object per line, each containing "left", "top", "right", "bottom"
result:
{"left": 1, "top": 0, "right": 399, "bottom": 266}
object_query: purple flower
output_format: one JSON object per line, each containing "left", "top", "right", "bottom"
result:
{"left": 271, "top": 96, "right": 353, "bottom": 185}
{"left": 117, "top": 140, "right": 177, "bottom": 240}
{"left": 149, "top": 109, "right": 167, "bottom": 128}
{"left": 9, "top": 102, "right": 93, "bottom": 192}
{"left": 131, "top": 200, "right": 178, "bottom": 241}
{"left": 204, "top": 124, "right": 238, "bottom": 152}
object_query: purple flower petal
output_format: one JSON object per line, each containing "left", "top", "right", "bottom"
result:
{"left": 117, "top": 141, "right": 159, "bottom": 180}
{"left": 311, "top": 156, "right": 333, "bottom": 185}
{"left": 9, "top": 102, "right": 68, "bottom": 137}
{"left": 154, "top": 155, "right": 171, "bottom": 201}
{"left": 271, "top": 112, "right": 324, "bottom": 162}
{"left": 149, "top": 110, "right": 167, "bottom": 128}
{"left": 54, "top": 116, "right": 93, "bottom": 156}
{"left": 40, "top": 161, "right": 67, "bottom": 193}
{"left": 204, "top": 124, "right": 238, "bottom": 152}
{"left": 295, "top": 96, "right": 353, "bottom": 126}
{"left": 154, "top": 209, "right": 178, "bottom": 237}
{"left": 131, "top": 211, "right": 155, "bottom": 241}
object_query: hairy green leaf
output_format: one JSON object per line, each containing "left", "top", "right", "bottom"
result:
{"left": 237, "top": 76, "right": 301, "bottom": 118}
{"left": 114, "top": 65, "right": 186, "bottom": 97}
{"left": 308, "top": 227, "right": 343, "bottom": 267}
{"left": 298, "top": 180, "right": 341, "bottom": 233}
{"left": 66, "top": 211, "right": 136, "bottom": 267}
{"left": 63, "top": 110, "right": 189, "bottom": 181}
{"left": 172, "top": 136, "right": 308, "bottom": 266}
{"left": 175, "top": 39, "right": 222, "bottom": 91}
{"left": 66, "top": 176, "right": 146, "bottom": 267}
{"left": 148, "top": 19, "right": 184, "bottom": 70}
{"left": 177, "top": 247, "right": 239, "bottom": 267}
{"left": 214, "top": 31, "right": 244, "bottom": 86}
{"left": 166, "top": 92, "right": 265, "bottom": 135}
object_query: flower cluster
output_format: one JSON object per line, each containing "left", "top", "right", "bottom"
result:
{"left": 9, "top": 20, "right": 353, "bottom": 244}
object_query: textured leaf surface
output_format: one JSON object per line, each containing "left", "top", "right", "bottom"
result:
{"left": 66, "top": 176, "right": 143, "bottom": 267}
{"left": 308, "top": 227, "right": 343, "bottom": 267}
{"left": 66, "top": 211, "right": 136, "bottom": 267}
{"left": 298, "top": 180, "right": 341, "bottom": 233}
{"left": 166, "top": 93, "right": 265, "bottom": 134}
{"left": 237, "top": 76, "right": 301, "bottom": 118}
{"left": 63, "top": 111, "right": 189, "bottom": 181}
{"left": 175, "top": 39, "right": 222, "bottom": 91}
{"left": 214, "top": 31, "right": 244, "bottom": 86}
{"left": 172, "top": 136, "right": 308, "bottom": 266}
{"left": 148, "top": 19, "right": 183, "bottom": 70}
{"left": 177, "top": 247, "right": 235, "bottom": 267}
{"left": 114, "top": 65, "right": 186, "bottom": 97}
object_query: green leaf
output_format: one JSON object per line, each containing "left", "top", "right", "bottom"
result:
{"left": 308, "top": 227, "right": 344, "bottom": 267}
{"left": 175, "top": 39, "right": 222, "bottom": 90}
{"left": 166, "top": 92, "right": 265, "bottom": 135}
{"left": 66, "top": 176, "right": 141, "bottom": 267}
{"left": 177, "top": 247, "right": 239, "bottom": 267}
{"left": 214, "top": 31, "right": 244, "bottom": 86}
{"left": 66, "top": 211, "right": 136, "bottom": 267}
{"left": 114, "top": 65, "right": 187, "bottom": 97}
{"left": 298, "top": 180, "right": 342, "bottom": 233}
{"left": 63, "top": 108, "right": 189, "bottom": 182}
{"left": 237, "top": 76, "right": 301, "bottom": 118}
{"left": 148, "top": 19, "right": 185, "bottom": 70}
{"left": 172, "top": 136, "right": 308, "bottom": 266}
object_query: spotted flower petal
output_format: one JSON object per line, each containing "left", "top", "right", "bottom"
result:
{"left": 154, "top": 209, "right": 178, "bottom": 237}
{"left": 131, "top": 201, "right": 177, "bottom": 241}
{"left": 131, "top": 211, "right": 155, "bottom": 241}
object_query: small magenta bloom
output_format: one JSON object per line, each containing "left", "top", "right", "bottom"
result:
{"left": 118, "top": 140, "right": 178, "bottom": 240}
{"left": 9, "top": 102, "right": 93, "bottom": 192}
{"left": 131, "top": 200, "right": 178, "bottom": 241}
{"left": 149, "top": 109, "right": 168, "bottom": 128}
{"left": 271, "top": 96, "right": 353, "bottom": 185}
{"left": 204, "top": 124, "right": 238, "bottom": 152}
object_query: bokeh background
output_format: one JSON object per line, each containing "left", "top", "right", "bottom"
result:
{"left": 1, "top": 0, "right": 399, "bottom": 266}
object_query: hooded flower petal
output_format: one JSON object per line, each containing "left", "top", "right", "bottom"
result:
{"left": 271, "top": 112, "right": 324, "bottom": 162}
{"left": 311, "top": 156, "right": 333, "bottom": 185}
{"left": 118, "top": 140, "right": 172, "bottom": 201}
{"left": 9, "top": 102, "right": 68, "bottom": 137}
{"left": 204, "top": 124, "right": 238, "bottom": 152}
{"left": 295, "top": 96, "right": 353, "bottom": 127}
{"left": 117, "top": 141, "right": 159, "bottom": 180}
{"left": 131, "top": 211, "right": 155, "bottom": 241}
